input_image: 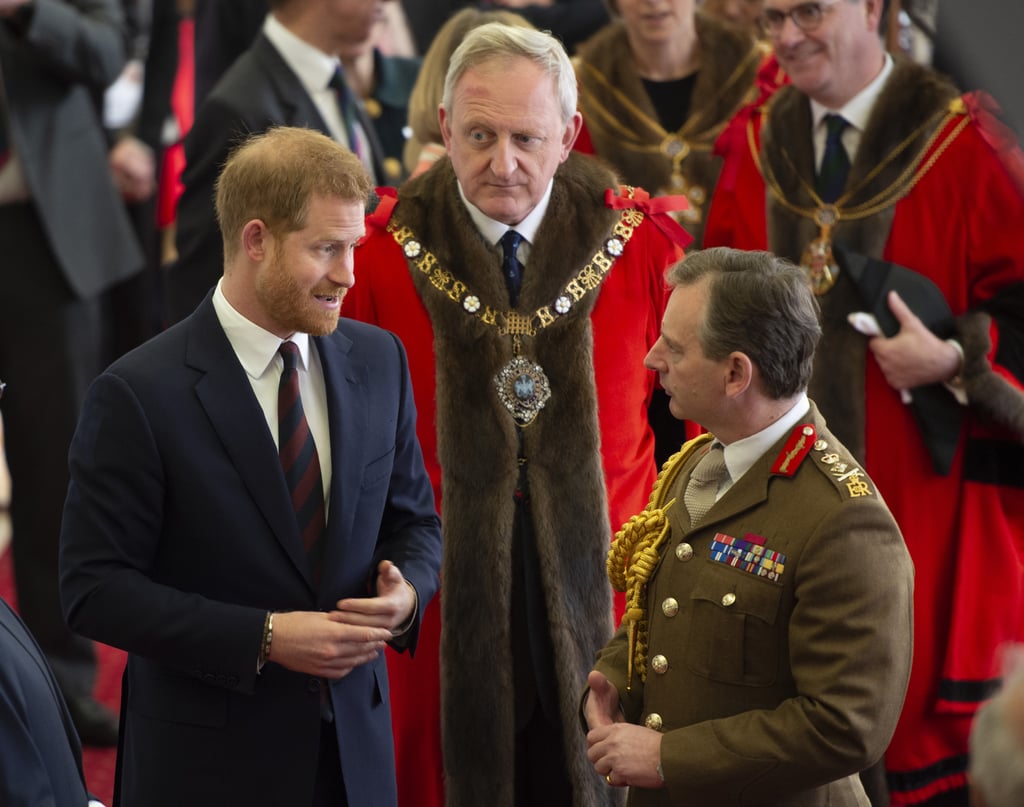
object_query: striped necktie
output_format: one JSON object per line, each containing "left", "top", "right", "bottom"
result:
{"left": 278, "top": 342, "right": 326, "bottom": 579}
{"left": 816, "top": 113, "right": 851, "bottom": 204}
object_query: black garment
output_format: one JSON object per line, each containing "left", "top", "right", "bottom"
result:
{"left": 313, "top": 720, "right": 347, "bottom": 807}
{"left": 641, "top": 72, "right": 697, "bottom": 133}
{"left": 510, "top": 446, "right": 572, "bottom": 807}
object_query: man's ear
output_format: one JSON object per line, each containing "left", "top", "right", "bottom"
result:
{"left": 864, "top": 0, "right": 885, "bottom": 33}
{"left": 560, "top": 111, "right": 583, "bottom": 161}
{"left": 724, "top": 351, "right": 753, "bottom": 398}
{"left": 241, "top": 219, "right": 270, "bottom": 262}
{"left": 439, "top": 104, "right": 452, "bottom": 150}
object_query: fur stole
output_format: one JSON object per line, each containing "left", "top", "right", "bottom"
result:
{"left": 761, "top": 57, "right": 959, "bottom": 459}
{"left": 575, "top": 12, "right": 763, "bottom": 247}
{"left": 392, "top": 154, "right": 623, "bottom": 807}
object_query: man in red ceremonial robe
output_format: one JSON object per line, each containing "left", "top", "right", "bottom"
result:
{"left": 344, "top": 22, "right": 689, "bottom": 807}
{"left": 704, "top": 0, "right": 1024, "bottom": 804}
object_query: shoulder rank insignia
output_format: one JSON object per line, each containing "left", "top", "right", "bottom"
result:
{"left": 811, "top": 437, "right": 875, "bottom": 499}
{"left": 771, "top": 424, "right": 816, "bottom": 476}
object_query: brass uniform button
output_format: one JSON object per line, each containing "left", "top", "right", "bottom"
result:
{"left": 661, "top": 597, "right": 679, "bottom": 617}
{"left": 675, "top": 543, "right": 694, "bottom": 561}
{"left": 721, "top": 592, "right": 736, "bottom": 607}
{"left": 644, "top": 713, "right": 663, "bottom": 731}
{"left": 651, "top": 654, "right": 669, "bottom": 674}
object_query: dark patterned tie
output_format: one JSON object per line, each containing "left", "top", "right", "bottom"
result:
{"left": 328, "top": 66, "right": 363, "bottom": 162}
{"left": 500, "top": 229, "right": 525, "bottom": 308}
{"left": 684, "top": 443, "right": 728, "bottom": 525}
{"left": 278, "top": 342, "right": 326, "bottom": 577}
{"left": 816, "top": 114, "right": 851, "bottom": 204}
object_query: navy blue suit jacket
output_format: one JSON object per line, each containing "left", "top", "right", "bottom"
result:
{"left": 0, "top": 597, "right": 89, "bottom": 806}
{"left": 59, "top": 297, "right": 442, "bottom": 806}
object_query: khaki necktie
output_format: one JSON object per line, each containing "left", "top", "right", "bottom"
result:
{"left": 684, "top": 443, "right": 728, "bottom": 525}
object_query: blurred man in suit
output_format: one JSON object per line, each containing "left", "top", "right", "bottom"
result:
{"left": 0, "top": 0, "right": 142, "bottom": 746}
{"left": 168, "top": 0, "right": 391, "bottom": 322}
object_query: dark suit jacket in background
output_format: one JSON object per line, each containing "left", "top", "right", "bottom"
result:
{"left": 169, "top": 33, "right": 385, "bottom": 323}
{"left": 0, "top": 597, "right": 90, "bottom": 806}
{"left": 59, "top": 296, "right": 442, "bottom": 806}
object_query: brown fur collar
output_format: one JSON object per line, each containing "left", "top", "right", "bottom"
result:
{"left": 960, "top": 310, "right": 1024, "bottom": 439}
{"left": 576, "top": 13, "right": 761, "bottom": 245}
{"left": 761, "top": 57, "right": 959, "bottom": 459}
{"left": 393, "top": 154, "right": 622, "bottom": 807}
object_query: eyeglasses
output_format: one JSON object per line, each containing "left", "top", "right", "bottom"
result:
{"left": 761, "top": 0, "right": 843, "bottom": 33}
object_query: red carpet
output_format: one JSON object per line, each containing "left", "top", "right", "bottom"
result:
{"left": 0, "top": 547, "right": 124, "bottom": 806}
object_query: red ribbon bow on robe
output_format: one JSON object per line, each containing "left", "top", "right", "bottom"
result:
{"left": 964, "top": 91, "right": 1024, "bottom": 196}
{"left": 604, "top": 186, "right": 694, "bottom": 250}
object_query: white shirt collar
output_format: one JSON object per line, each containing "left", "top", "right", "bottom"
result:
{"left": 456, "top": 179, "right": 554, "bottom": 247}
{"left": 212, "top": 279, "right": 313, "bottom": 379}
{"left": 811, "top": 52, "right": 893, "bottom": 133}
{"left": 718, "top": 393, "right": 811, "bottom": 485}
{"left": 263, "top": 13, "right": 338, "bottom": 97}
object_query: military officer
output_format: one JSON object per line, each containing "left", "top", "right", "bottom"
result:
{"left": 584, "top": 247, "right": 914, "bottom": 807}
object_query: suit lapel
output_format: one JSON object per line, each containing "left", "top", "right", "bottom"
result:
{"left": 703, "top": 458, "right": 773, "bottom": 528}
{"left": 185, "top": 299, "right": 314, "bottom": 588}
{"left": 252, "top": 35, "right": 331, "bottom": 133}
{"left": 697, "top": 408, "right": 826, "bottom": 530}
{"left": 316, "top": 330, "right": 368, "bottom": 597}
{"left": 253, "top": 35, "right": 386, "bottom": 180}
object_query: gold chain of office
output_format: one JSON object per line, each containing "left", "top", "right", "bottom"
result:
{"left": 748, "top": 97, "right": 969, "bottom": 293}
{"left": 385, "top": 196, "right": 645, "bottom": 343}
{"left": 750, "top": 97, "right": 969, "bottom": 222}
{"left": 577, "top": 48, "right": 758, "bottom": 154}
{"left": 386, "top": 190, "right": 647, "bottom": 425}
{"left": 576, "top": 47, "right": 764, "bottom": 222}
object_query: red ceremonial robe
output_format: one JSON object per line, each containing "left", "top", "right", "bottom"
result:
{"left": 345, "top": 154, "right": 687, "bottom": 807}
{"left": 704, "top": 59, "right": 1024, "bottom": 804}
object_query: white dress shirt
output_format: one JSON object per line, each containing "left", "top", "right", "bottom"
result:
{"left": 212, "top": 280, "right": 332, "bottom": 513}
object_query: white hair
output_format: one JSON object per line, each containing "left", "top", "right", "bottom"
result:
{"left": 969, "top": 651, "right": 1024, "bottom": 807}
{"left": 441, "top": 22, "right": 577, "bottom": 124}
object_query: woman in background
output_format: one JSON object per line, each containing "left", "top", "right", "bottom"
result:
{"left": 574, "top": 0, "right": 779, "bottom": 248}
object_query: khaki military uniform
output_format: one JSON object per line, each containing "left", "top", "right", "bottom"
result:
{"left": 596, "top": 402, "right": 914, "bottom": 806}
